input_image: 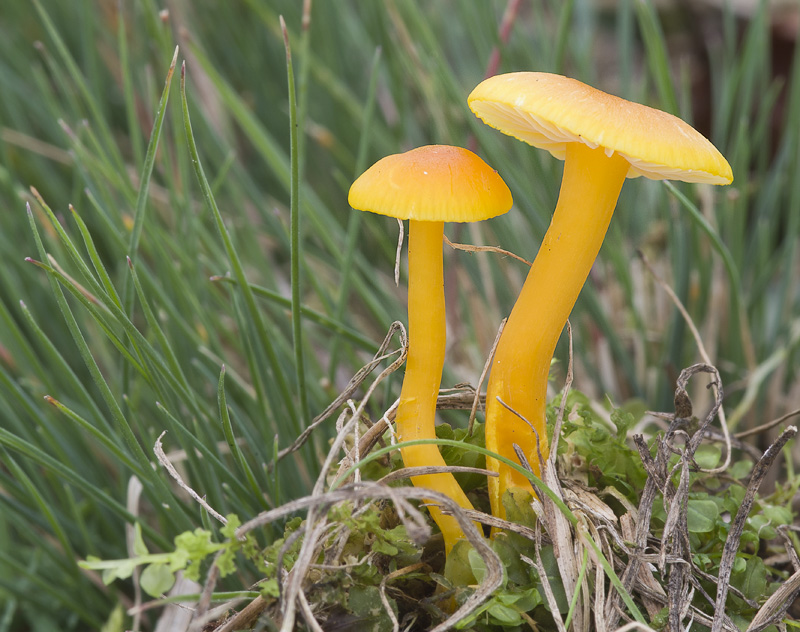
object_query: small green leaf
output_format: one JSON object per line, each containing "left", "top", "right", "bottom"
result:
{"left": 216, "top": 547, "right": 236, "bottom": 578}
{"left": 221, "top": 514, "right": 242, "bottom": 540}
{"left": 733, "top": 556, "right": 767, "bottom": 601}
{"left": 488, "top": 603, "right": 522, "bottom": 625}
{"left": 502, "top": 488, "right": 538, "bottom": 528}
{"left": 260, "top": 578, "right": 280, "bottom": 598}
{"left": 371, "top": 539, "right": 398, "bottom": 556}
{"left": 174, "top": 528, "right": 221, "bottom": 560}
{"left": 140, "top": 563, "right": 176, "bottom": 597}
{"left": 445, "top": 540, "right": 477, "bottom": 587}
{"left": 693, "top": 553, "right": 713, "bottom": 570}
{"left": 101, "top": 560, "right": 137, "bottom": 584}
{"left": 467, "top": 546, "right": 487, "bottom": 584}
{"left": 762, "top": 505, "right": 793, "bottom": 528}
{"left": 538, "top": 546, "right": 569, "bottom": 613}
{"left": 694, "top": 445, "right": 721, "bottom": 469}
{"left": 496, "top": 586, "right": 541, "bottom": 612}
{"left": 729, "top": 459, "right": 754, "bottom": 479}
{"left": 687, "top": 499, "right": 719, "bottom": 533}
{"left": 610, "top": 407, "right": 635, "bottom": 441}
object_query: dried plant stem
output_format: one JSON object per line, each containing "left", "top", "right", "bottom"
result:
{"left": 444, "top": 234, "right": 531, "bottom": 266}
{"left": 275, "top": 322, "right": 407, "bottom": 465}
{"left": 638, "top": 249, "right": 732, "bottom": 474}
{"left": 468, "top": 318, "right": 505, "bottom": 435}
{"left": 154, "top": 431, "right": 227, "bottom": 525}
{"left": 711, "top": 425, "right": 798, "bottom": 632}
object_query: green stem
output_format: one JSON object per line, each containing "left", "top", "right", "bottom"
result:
{"left": 327, "top": 48, "right": 382, "bottom": 383}
{"left": 283, "top": 17, "right": 311, "bottom": 429}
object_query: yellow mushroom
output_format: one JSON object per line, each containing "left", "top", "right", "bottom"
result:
{"left": 349, "top": 145, "right": 512, "bottom": 552}
{"left": 468, "top": 72, "right": 733, "bottom": 520}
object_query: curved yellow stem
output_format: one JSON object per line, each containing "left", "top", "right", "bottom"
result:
{"left": 485, "top": 143, "right": 630, "bottom": 520}
{"left": 396, "top": 220, "right": 475, "bottom": 553}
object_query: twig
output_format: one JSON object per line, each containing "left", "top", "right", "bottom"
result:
{"left": 444, "top": 234, "right": 531, "bottom": 266}
{"left": 274, "top": 321, "right": 407, "bottom": 465}
{"left": 377, "top": 465, "right": 497, "bottom": 486}
{"left": 154, "top": 431, "right": 227, "bottom": 525}
{"left": 453, "top": 506, "right": 539, "bottom": 542}
{"left": 468, "top": 318, "right": 506, "bottom": 435}
{"left": 206, "top": 595, "right": 266, "bottom": 632}
{"left": 609, "top": 364, "right": 725, "bottom": 629}
{"left": 191, "top": 560, "right": 221, "bottom": 628}
{"left": 734, "top": 407, "right": 800, "bottom": 439}
{"left": 379, "top": 563, "right": 427, "bottom": 632}
{"left": 531, "top": 522, "right": 567, "bottom": 632}
{"left": 297, "top": 589, "right": 324, "bottom": 632}
{"left": 778, "top": 524, "right": 800, "bottom": 571}
{"left": 638, "top": 250, "right": 732, "bottom": 474}
{"left": 711, "top": 425, "right": 798, "bottom": 632}
{"left": 351, "top": 390, "right": 487, "bottom": 465}
{"left": 526, "top": 321, "right": 584, "bottom": 630}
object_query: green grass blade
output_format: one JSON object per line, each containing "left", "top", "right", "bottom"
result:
{"left": 127, "top": 46, "right": 179, "bottom": 261}
{"left": 0, "top": 449, "right": 78, "bottom": 577}
{"left": 127, "top": 257, "right": 190, "bottom": 391}
{"left": 217, "top": 366, "right": 267, "bottom": 508}
{"left": 633, "top": 0, "right": 678, "bottom": 114}
{"left": 282, "top": 17, "right": 311, "bottom": 428}
{"left": 118, "top": 2, "right": 144, "bottom": 170}
{"left": 43, "top": 395, "right": 145, "bottom": 477}
{"left": 327, "top": 47, "right": 382, "bottom": 382}
{"left": 0, "top": 426, "right": 168, "bottom": 549}
{"left": 26, "top": 205, "right": 189, "bottom": 527}
{"left": 30, "top": 0, "right": 128, "bottom": 180}
{"left": 181, "top": 61, "right": 299, "bottom": 433}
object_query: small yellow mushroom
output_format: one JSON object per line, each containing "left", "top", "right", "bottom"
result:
{"left": 349, "top": 145, "right": 512, "bottom": 552}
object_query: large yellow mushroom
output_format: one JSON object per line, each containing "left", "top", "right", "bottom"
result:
{"left": 349, "top": 145, "right": 512, "bottom": 552}
{"left": 468, "top": 72, "right": 733, "bottom": 520}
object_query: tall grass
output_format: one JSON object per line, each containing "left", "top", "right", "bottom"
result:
{"left": 0, "top": 0, "right": 797, "bottom": 628}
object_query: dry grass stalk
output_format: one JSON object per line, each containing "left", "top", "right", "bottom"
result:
{"left": 275, "top": 320, "right": 408, "bottom": 466}
{"left": 468, "top": 318, "right": 506, "bottom": 435}
{"left": 154, "top": 431, "right": 227, "bottom": 525}
{"left": 711, "top": 424, "right": 798, "bottom": 632}
{"left": 444, "top": 234, "right": 532, "bottom": 267}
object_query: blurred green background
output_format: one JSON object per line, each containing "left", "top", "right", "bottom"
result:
{"left": 0, "top": 0, "right": 798, "bottom": 629}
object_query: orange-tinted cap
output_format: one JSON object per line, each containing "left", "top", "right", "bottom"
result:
{"left": 468, "top": 72, "right": 733, "bottom": 185}
{"left": 348, "top": 145, "right": 513, "bottom": 222}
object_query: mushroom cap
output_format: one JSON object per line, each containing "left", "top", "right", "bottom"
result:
{"left": 468, "top": 72, "right": 733, "bottom": 185}
{"left": 348, "top": 145, "right": 513, "bottom": 222}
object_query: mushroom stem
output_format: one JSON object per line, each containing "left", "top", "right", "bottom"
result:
{"left": 485, "top": 143, "right": 630, "bottom": 519}
{"left": 397, "top": 220, "right": 475, "bottom": 553}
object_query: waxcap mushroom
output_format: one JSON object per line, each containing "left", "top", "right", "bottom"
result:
{"left": 469, "top": 72, "right": 733, "bottom": 185}
{"left": 469, "top": 72, "right": 733, "bottom": 523}
{"left": 349, "top": 144, "right": 513, "bottom": 222}
{"left": 348, "top": 144, "right": 512, "bottom": 554}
